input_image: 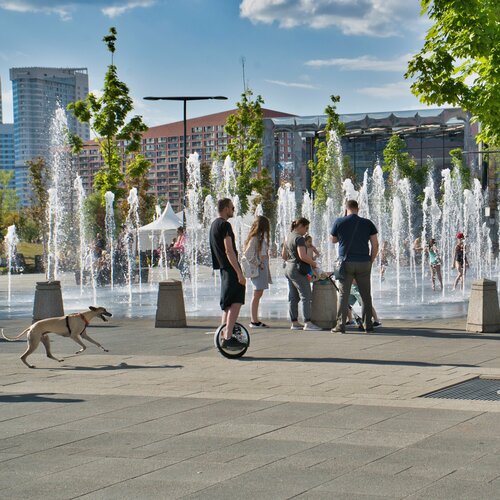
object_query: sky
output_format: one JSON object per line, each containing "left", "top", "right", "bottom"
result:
{"left": 0, "top": 0, "right": 433, "bottom": 127}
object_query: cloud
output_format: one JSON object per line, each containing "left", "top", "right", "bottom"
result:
{"left": 240, "top": 0, "right": 423, "bottom": 37}
{"left": 0, "top": 0, "right": 155, "bottom": 20}
{"left": 356, "top": 81, "right": 412, "bottom": 99}
{"left": 265, "top": 79, "right": 318, "bottom": 90}
{"left": 305, "top": 54, "right": 412, "bottom": 72}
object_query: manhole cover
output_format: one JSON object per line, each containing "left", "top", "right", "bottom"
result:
{"left": 421, "top": 377, "right": 500, "bottom": 401}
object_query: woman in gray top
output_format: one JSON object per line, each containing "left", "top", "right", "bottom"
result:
{"left": 282, "top": 217, "right": 322, "bottom": 331}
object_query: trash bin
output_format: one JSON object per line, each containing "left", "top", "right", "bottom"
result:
{"left": 33, "top": 281, "right": 64, "bottom": 322}
{"left": 311, "top": 278, "right": 337, "bottom": 329}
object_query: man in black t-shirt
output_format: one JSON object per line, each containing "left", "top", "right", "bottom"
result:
{"left": 209, "top": 198, "right": 246, "bottom": 349}
{"left": 331, "top": 199, "right": 379, "bottom": 334}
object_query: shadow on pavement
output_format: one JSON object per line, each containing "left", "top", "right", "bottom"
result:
{"left": 374, "top": 328, "right": 500, "bottom": 340}
{"left": 242, "top": 357, "right": 476, "bottom": 368}
{"left": 0, "top": 393, "right": 85, "bottom": 403}
{"left": 59, "top": 363, "right": 184, "bottom": 371}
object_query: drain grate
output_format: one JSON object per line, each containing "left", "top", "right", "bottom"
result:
{"left": 421, "top": 377, "right": 500, "bottom": 401}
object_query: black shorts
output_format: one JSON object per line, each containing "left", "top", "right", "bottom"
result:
{"left": 220, "top": 267, "right": 245, "bottom": 310}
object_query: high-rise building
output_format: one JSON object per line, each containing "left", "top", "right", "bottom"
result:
{"left": 0, "top": 76, "right": 3, "bottom": 123}
{"left": 10, "top": 67, "right": 90, "bottom": 205}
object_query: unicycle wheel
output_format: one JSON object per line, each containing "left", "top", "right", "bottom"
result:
{"left": 214, "top": 322, "right": 250, "bottom": 358}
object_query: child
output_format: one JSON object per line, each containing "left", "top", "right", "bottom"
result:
{"left": 347, "top": 279, "right": 382, "bottom": 328}
{"left": 304, "top": 235, "right": 321, "bottom": 281}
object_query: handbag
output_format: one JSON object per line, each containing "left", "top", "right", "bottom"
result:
{"left": 295, "top": 261, "right": 310, "bottom": 276}
{"left": 241, "top": 255, "right": 259, "bottom": 278}
{"left": 333, "top": 217, "right": 360, "bottom": 281}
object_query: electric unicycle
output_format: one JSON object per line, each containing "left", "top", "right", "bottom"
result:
{"left": 214, "top": 322, "right": 250, "bottom": 358}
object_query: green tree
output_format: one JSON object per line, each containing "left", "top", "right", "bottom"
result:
{"left": 25, "top": 157, "right": 50, "bottom": 248}
{"left": 309, "top": 95, "right": 346, "bottom": 208}
{"left": 224, "top": 89, "right": 264, "bottom": 214}
{"left": 383, "top": 135, "right": 427, "bottom": 188}
{"left": 406, "top": 0, "right": 500, "bottom": 146}
{"left": 251, "top": 167, "right": 276, "bottom": 223}
{"left": 449, "top": 148, "right": 471, "bottom": 190}
{"left": 124, "top": 153, "right": 155, "bottom": 222}
{"left": 68, "top": 27, "right": 148, "bottom": 205}
{"left": 0, "top": 170, "right": 18, "bottom": 238}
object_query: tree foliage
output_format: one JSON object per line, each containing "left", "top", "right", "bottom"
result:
{"left": 251, "top": 167, "right": 276, "bottom": 223}
{"left": 0, "top": 170, "right": 18, "bottom": 238}
{"left": 449, "top": 148, "right": 471, "bottom": 190}
{"left": 309, "top": 95, "right": 346, "bottom": 208}
{"left": 406, "top": 0, "right": 500, "bottom": 146}
{"left": 67, "top": 27, "right": 149, "bottom": 204}
{"left": 224, "top": 89, "right": 264, "bottom": 214}
{"left": 124, "top": 153, "right": 155, "bottom": 222}
{"left": 383, "top": 135, "right": 427, "bottom": 188}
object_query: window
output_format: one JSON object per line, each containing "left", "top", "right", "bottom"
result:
{"left": 191, "top": 126, "right": 202, "bottom": 133}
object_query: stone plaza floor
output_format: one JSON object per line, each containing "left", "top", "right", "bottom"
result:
{"left": 1, "top": 305, "right": 500, "bottom": 499}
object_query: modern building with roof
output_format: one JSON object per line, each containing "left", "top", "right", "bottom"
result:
{"left": 10, "top": 67, "right": 90, "bottom": 205}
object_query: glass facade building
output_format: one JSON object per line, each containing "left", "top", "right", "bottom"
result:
{"left": 10, "top": 67, "right": 90, "bottom": 205}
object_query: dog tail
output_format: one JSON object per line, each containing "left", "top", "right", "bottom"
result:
{"left": 1, "top": 327, "right": 30, "bottom": 341}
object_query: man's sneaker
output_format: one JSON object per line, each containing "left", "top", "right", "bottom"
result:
{"left": 249, "top": 322, "right": 269, "bottom": 328}
{"left": 373, "top": 321, "right": 382, "bottom": 328}
{"left": 303, "top": 322, "right": 322, "bottom": 331}
{"left": 331, "top": 326, "right": 345, "bottom": 334}
{"left": 290, "top": 323, "right": 304, "bottom": 330}
{"left": 221, "top": 337, "right": 247, "bottom": 350}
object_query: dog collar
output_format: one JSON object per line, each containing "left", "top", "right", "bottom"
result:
{"left": 78, "top": 313, "right": 90, "bottom": 327}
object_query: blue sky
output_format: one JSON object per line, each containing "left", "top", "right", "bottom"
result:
{"left": 0, "top": 0, "right": 432, "bottom": 126}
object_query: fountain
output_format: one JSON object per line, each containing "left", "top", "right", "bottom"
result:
{"left": 104, "top": 191, "right": 116, "bottom": 289}
{"left": 4, "top": 225, "right": 19, "bottom": 304}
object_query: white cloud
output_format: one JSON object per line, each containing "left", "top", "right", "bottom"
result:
{"left": 101, "top": 0, "right": 155, "bottom": 18}
{"left": 265, "top": 79, "right": 318, "bottom": 89}
{"left": 240, "top": 0, "right": 424, "bottom": 37}
{"left": 0, "top": 0, "right": 155, "bottom": 20}
{"left": 356, "top": 81, "right": 412, "bottom": 99}
{"left": 306, "top": 54, "right": 412, "bottom": 72}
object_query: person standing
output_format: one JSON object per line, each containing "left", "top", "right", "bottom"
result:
{"left": 242, "top": 216, "right": 272, "bottom": 328}
{"left": 282, "top": 217, "right": 321, "bottom": 331}
{"left": 209, "top": 198, "right": 246, "bottom": 349}
{"left": 331, "top": 200, "right": 379, "bottom": 334}
{"left": 426, "top": 238, "right": 443, "bottom": 291}
{"left": 452, "top": 232, "right": 468, "bottom": 290}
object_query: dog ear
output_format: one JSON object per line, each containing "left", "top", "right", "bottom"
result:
{"left": 89, "top": 306, "right": 97, "bottom": 311}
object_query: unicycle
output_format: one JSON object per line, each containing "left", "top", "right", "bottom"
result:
{"left": 214, "top": 322, "right": 250, "bottom": 359}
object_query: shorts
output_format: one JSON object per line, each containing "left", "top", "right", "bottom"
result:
{"left": 220, "top": 267, "right": 246, "bottom": 310}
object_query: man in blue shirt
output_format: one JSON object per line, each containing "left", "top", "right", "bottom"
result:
{"left": 330, "top": 200, "right": 379, "bottom": 333}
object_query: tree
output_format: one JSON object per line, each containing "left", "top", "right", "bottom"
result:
{"left": 224, "top": 89, "right": 264, "bottom": 214}
{"left": 124, "top": 153, "right": 155, "bottom": 222}
{"left": 309, "top": 95, "right": 346, "bottom": 208}
{"left": 406, "top": 0, "right": 500, "bottom": 146}
{"left": 0, "top": 170, "right": 18, "bottom": 238}
{"left": 68, "top": 27, "right": 148, "bottom": 205}
{"left": 26, "top": 157, "right": 50, "bottom": 247}
{"left": 449, "top": 148, "right": 471, "bottom": 190}
{"left": 251, "top": 167, "right": 276, "bottom": 222}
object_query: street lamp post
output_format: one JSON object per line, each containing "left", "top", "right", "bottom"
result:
{"left": 143, "top": 96, "right": 228, "bottom": 220}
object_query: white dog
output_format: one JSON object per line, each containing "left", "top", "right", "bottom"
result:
{"left": 1, "top": 306, "right": 112, "bottom": 368}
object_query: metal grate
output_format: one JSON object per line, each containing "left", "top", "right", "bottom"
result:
{"left": 421, "top": 377, "right": 500, "bottom": 401}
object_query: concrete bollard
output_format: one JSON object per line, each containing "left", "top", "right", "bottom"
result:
{"left": 311, "top": 278, "right": 337, "bottom": 329}
{"left": 466, "top": 278, "right": 500, "bottom": 333}
{"left": 155, "top": 280, "right": 187, "bottom": 328}
{"left": 33, "top": 281, "right": 64, "bottom": 322}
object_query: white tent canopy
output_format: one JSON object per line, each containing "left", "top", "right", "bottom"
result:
{"left": 138, "top": 202, "right": 182, "bottom": 251}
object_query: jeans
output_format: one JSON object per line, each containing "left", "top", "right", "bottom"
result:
{"left": 337, "top": 261, "right": 373, "bottom": 330}
{"left": 285, "top": 263, "right": 312, "bottom": 322}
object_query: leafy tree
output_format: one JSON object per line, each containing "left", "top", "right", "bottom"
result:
{"left": 383, "top": 135, "right": 427, "bottom": 188}
{"left": 200, "top": 162, "right": 212, "bottom": 200}
{"left": 25, "top": 157, "right": 50, "bottom": 247}
{"left": 67, "top": 27, "right": 148, "bottom": 205}
{"left": 0, "top": 170, "right": 18, "bottom": 238}
{"left": 309, "top": 95, "right": 346, "bottom": 208}
{"left": 251, "top": 167, "right": 276, "bottom": 223}
{"left": 449, "top": 148, "right": 471, "bottom": 190}
{"left": 406, "top": 0, "right": 500, "bottom": 146}
{"left": 224, "top": 89, "right": 264, "bottom": 214}
{"left": 124, "top": 153, "right": 155, "bottom": 222}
